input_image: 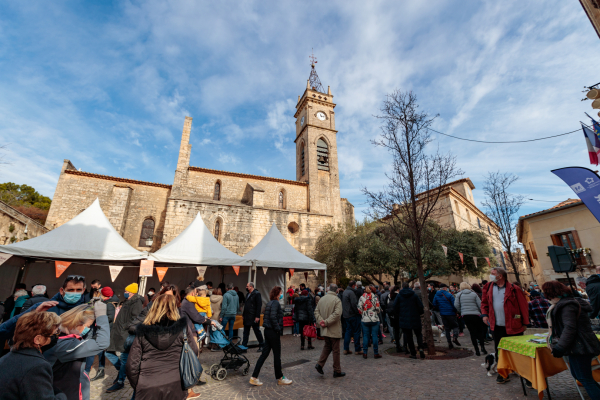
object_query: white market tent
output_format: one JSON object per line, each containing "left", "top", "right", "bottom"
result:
{"left": 149, "top": 213, "right": 251, "bottom": 267}
{"left": 244, "top": 223, "right": 326, "bottom": 270}
{"left": 0, "top": 198, "right": 147, "bottom": 261}
{"left": 0, "top": 199, "right": 148, "bottom": 299}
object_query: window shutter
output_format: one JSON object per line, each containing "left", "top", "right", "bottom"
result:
{"left": 551, "top": 235, "right": 562, "bottom": 246}
{"left": 529, "top": 241, "right": 538, "bottom": 259}
{"left": 525, "top": 249, "right": 535, "bottom": 268}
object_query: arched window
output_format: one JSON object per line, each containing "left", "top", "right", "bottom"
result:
{"left": 317, "top": 138, "right": 329, "bottom": 171}
{"left": 492, "top": 247, "right": 497, "bottom": 255}
{"left": 278, "top": 191, "right": 285, "bottom": 209}
{"left": 214, "top": 220, "right": 221, "bottom": 242}
{"left": 139, "top": 218, "right": 155, "bottom": 247}
{"left": 213, "top": 181, "right": 221, "bottom": 201}
{"left": 301, "top": 143, "right": 305, "bottom": 176}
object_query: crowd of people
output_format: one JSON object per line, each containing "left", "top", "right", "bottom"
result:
{"left": 1, "top": 266, "right": 600, "bottom": 399}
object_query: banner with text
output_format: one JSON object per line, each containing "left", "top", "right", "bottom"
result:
{"left": 552, "top": 167, "right": 600, "bottom": 223}
{"left": 55, "top": 261, "right": 71, "bottom": 278}
{"left": 139, "top": 260, "right": 154, "bottom": 277}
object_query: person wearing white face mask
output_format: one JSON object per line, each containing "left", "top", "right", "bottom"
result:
{"left": 481, "top": 267, "right": 530, "bottom": 384}
{"left": 44, "top": 301, "right": 110, "bottom": 400}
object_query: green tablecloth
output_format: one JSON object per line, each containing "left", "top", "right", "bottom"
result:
{"left": 498, "top": 335, "right": 548, "bottom": 358}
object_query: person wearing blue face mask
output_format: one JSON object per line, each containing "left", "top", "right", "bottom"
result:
{"left": 44, "top": 301, "right": 110, "bottom": 400}
{"left": 47, "top": 275, "right": 87, "bottom": 315}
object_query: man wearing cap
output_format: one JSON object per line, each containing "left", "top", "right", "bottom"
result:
{"left": 86, "top": 287, "right": 117, "bottom": 382}
{"left": 105, "top": 283, "right": 144, "bottom": 393}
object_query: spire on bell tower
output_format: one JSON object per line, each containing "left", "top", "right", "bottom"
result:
{"left": 308, "top": 51, "right": 325, "bottom": 93}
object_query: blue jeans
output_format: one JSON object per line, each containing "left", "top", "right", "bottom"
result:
{"left": 293, "top": 322, "right": 299, "bottom": 335}
{"left": 221, "top": 315, "right": 236, "bottom": 339}
{"left": 385, "top": 314, "right": 394, "bottom": 340}
{"left": 362, "top": 321, "right": 379, "bottom": 355}
{"left": 568, "top": 354, "right": 600, "bottom": 398}
{"left": 343, "top": 315, "right": 361, "bottom": 352}
{"left": 84, "top": 351, "right": 106, "bottom": 373}
{"left": 105, "top": 351, "right": 128, "bottom": 384}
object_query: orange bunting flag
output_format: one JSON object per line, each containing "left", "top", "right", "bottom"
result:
{"left": 458, "top": 252, "right": 464, "bottom": 264}
{"left": 55, "top": 261, "right": 71, "bottom": 278}
{"left": 156, "top": 267, "right": 168, "bottom": 282}
{"left": 485, "top": 257, "right": 490, "bottom": 267}
{"left": 503, "top": 251, "right": 510, "bottom": 260}
{"left": 289, "top": 268, "right": 294, "bottom": 278}
{"left": 232, "top": 266, "right": 240, "bottom": 276}
{"left": 304, "top": 272, "right": 308, "bottom": 282}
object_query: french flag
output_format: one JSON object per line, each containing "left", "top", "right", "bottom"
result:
{"left": 583, "top": 124, "right": 600, "bottom": 165}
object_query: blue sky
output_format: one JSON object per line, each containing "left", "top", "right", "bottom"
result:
{"left": 1, "top": 0, "right": 599, "bottom": 219}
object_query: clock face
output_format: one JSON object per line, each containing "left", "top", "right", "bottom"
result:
{"left": 316, "top": 111, "right": 326, "bottom": 121}
{"left": 300, "top": 116, "right": 305, "bottom": 125}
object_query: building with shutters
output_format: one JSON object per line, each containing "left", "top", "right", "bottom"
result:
{"left": 517, "top": 199, "right": 599, "bottom": 285}
{"left": 45, "top": 67, "right": 354, "bottom": 287}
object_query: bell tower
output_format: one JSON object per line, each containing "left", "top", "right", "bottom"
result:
{"left": 294, "top": 56, "right": 342, "bottom": 225}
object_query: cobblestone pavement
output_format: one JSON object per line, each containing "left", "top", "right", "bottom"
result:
{"left": 90, "top": 331, "right": 592, "bottom": 400}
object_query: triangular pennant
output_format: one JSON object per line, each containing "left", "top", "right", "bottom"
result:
{"left": 196, "top": 266, "right": 207, "bottom": 279}
{"left": 55, "top": 261, "right": 71, "bottom": 278}
{"left": 289, "top": 268, "right": 294, "bottom": 278}
{"left": 0, "top": 253, "right": 12, "bottom": 266}
{"left": 109, "top": 265, "right": 123, "bottom": 282}
{"left": 314, "top": 270, "right": 319, "bottom": 277}
{"left": 232, "top": 266, "right": 240, "bottom": 276}
{"left": 262, "top": 266, "right": 268, "bottom": 275}
{"left": 304, "top": 272, "right": 308, "bottom": 282}
{"left": 441, "top": 245, "right": 448, "bottom": 257}
{"left": 139, "top": 260, "right": 154, "bottom": 276}
{"left": 156, "top": 267, "right": 168, "bottom": 282}
{"left": 473, "top": 257, "right": 477, "bottom": 268}
{"left": 458, "top": 252, "right": 464, "bottom": 264}
{"left": 503, "top": 251, "right": 510, "bottom": 261}
{"left": 485, "top": 257, "right": 490, "bottom": 267}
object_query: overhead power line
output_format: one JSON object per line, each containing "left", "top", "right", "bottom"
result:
{"left": 429, "top": 128, "right": 580, "bottom": 144}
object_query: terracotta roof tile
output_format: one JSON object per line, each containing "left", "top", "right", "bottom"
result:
{"left": 64, "top": 170, "right": 172, "bottom": 189}
{"left": 519, "top": 199, "right": 583, "bottom": 219}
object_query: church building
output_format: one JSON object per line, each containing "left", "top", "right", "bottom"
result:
{"left": 45, "top": 66, "right": 354, "bottom": 283}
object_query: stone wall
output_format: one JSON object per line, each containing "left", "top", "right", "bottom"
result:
{"left": 45, "top": 160, "right": 172, "bottom": 252}
{"left": 0, "top": 201, "right": 48, "bottom": 244}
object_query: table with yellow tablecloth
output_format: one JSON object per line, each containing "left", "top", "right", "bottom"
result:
{"left": 232, "top": 314, "right": 263, "bottom": 330}
{"left": 497, "top": 335, "right": 600, "bottom": 399}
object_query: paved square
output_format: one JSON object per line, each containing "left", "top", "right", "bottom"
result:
{"left": 89, "top": 331, "right": 593, "bottom": 400}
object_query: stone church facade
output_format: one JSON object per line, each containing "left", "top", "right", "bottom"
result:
{"left": 46, "top": 73, "right": 354, "bottom": 286}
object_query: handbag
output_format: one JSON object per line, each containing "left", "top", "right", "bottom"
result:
{"left": 180, "top": 326, "right": 203, "bottom": 389}
{"left": 303, "top": 324, "right": 317, "bottom": 339}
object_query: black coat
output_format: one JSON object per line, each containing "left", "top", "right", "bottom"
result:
{"left": 242, "top": 289, "right": 262, "bottom": 326}
{"left": 293, "top": 296, "right": 315, "bottom": 323}
{"left": 263, "top": 300, "right": 283, "bottom": 331}
{"left": 108, "top": 294, "right": 144, "bottom": 352}
{"left": 550, "top": 296, "right": 600, "bottom": 357}
{"left": 393, "top": 288, "right": 424, "bottom": 330}
{"left": 126, "top": 317, "right": 197, "bottom": 400}
{"left": 586, "top": 274, "right": 600, "bottom": 319}
{"left": 21, "top": 294, "right": 48, "bottom": 312}
{"left": 0, "top": 348, "right": 67, "bottom": 400}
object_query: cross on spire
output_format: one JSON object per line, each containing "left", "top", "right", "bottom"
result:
{"left": 308, "top": 50, "right": 324, "bottom": 93}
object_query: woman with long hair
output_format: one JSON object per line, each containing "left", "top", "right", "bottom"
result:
{"left": 543, "top": 281, "right": 600, "bottom": 398}
{"left": 0, "top": 310, "right": 65, "bottom": 400}
{"left": 126, "top": 294, "right": 200, "bottom": 400}
{"left": 293, "top": 289, "right": 315, "bottom": 350}
{"left": 249, "top": 286, "right": 292, "bottom": 386}
{"left": 44, "top": 301, "right": 110, "bottom": 400}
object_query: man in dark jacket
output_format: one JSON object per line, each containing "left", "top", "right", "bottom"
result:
{"left": 433, "top": 283, "right": 461, "bottom": 349}
{"left": 21, "top": 285, "right": 48, "bottom": 312}
{"left": 585, "top": 267, "right": 600, "bottom": 319}
{"left": 342, "top": 281, "right": 362, "bottom": 355}
{"left": 2, "top": 283, "right": 27, "bottom": 321}
{"left": 393, "top": 283, "right": 425, "bottom": 359}
{"left": 105, "top": 282, "right": 144, "bottom": 393}
{"left": 242, "top": 282, "right": 264, "bottom": 352}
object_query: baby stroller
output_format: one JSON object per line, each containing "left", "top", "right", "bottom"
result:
{"left": 207, "top": 321, "right": 251, "bottom": 380}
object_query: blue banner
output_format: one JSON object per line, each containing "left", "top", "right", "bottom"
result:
{"left": 551, "top": 167, "right": 600, "bottom": 224}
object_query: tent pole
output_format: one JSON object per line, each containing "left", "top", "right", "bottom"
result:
{"left": 248, "top": 263, "right": 252, "bottom": 284}
{"left": 139, "top": 276, "right": 147, "bottom": 296}
{"left": 324, "top": 269, "right": 327, "bottom": 290}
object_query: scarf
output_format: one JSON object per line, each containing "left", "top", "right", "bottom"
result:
{"left": 545, "top": 297, "right": 560, "bottom": 349}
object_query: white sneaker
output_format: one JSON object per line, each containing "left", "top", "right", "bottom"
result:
{"left": 278, "top": 377, "right": 293, "bottom": 385}
{"left": 249, "top": 377, "right": 263, "bottom": 386}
